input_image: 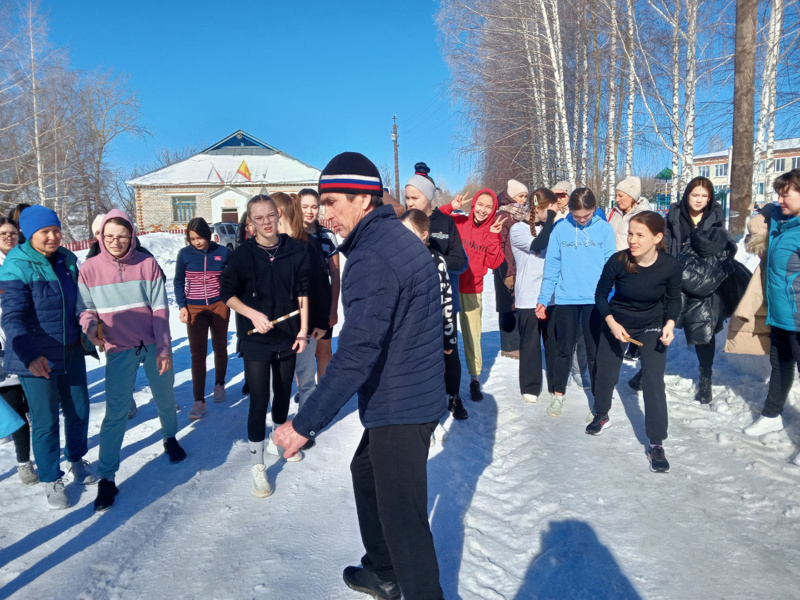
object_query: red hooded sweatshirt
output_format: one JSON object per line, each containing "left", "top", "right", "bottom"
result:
{"left": 440, "top": 189, "right": 504, "bottom": 294}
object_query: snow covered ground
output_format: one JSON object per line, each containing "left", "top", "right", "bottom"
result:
{"left": 0, "top": 232, "right": 799, "bottom": 600}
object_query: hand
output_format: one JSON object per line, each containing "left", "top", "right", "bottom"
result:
{"left": 489, "top": 214, "right": 508, "bottom": 234}
{"left": 504, "top": 275, "right": 514, "bottom": 291}
{"left": 311, "top": 327, "right": 326, "bottom": 340}
{"left": 328, "top": 309, "right": 338, "bottom": 327}
{"left": 157, "top": 354, "right": 172, "bottom": 376}
{"left": 274, "top": 420, "right": 308, "bottom": 458}
{"left": 87, "top": 325, "right": 105, "bottom": 350}
{"left": 535, "top": 303, "right": 548, "bottom": 320}
{"left": 293, "top": 332, "right": 308, "bottom": 353}
{"left": 606, "top": 317, "right": 630, "bottom": 343}
{"left": 28, "top": 356, "right": 51, "bottom": 379}
{"left": 450, "top": 194, "right": 467, "bottom": 211}
{"left": 660, "top": 321, "right": 675, "bottom": 346}
{"left": 179, "top": 307, "right": 190, "bottom": 324}
{"left": 444, "top": 349, "right": 453, "bottom": 355}
{"left": 250, "top": 311, "right": 273, "bottom": 334}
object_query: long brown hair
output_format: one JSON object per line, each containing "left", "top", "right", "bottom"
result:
{"left": 618, "top": 211, "right": 666, "bottom": 273}
{"left": 271, "top": 191, "right": 307, "bottom": 241}
{"left": 529, "top": 188, "right": 557, "bottom": 237}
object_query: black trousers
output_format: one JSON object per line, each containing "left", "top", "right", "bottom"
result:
{"left": 1, "top": 385, "right": 30, "bottom": 463}
{"left": 498, "top": 312, "right": 520, "bottom": 352}
{"left": 763, "top": 327, "right": 800, "bottom": 417}
{"left": 350, "top": 422, "right": 443, "bottom": 600}
{"left": 444, "top": 342, "right": 462, "bottom": 398}
{"left": 518, "top": 308, "right": 553, "bottom": 396}
{"left": 553, "top": 305, "right": 599, "bottom": 394}
{"left": 695, "top": 337, "right": 716, "bottom": 371}
{"left": 593, "top": 324, "right": 669, "bottom": 445}
{"left": 244, "top": 352, "right": 296, "bottom": 442}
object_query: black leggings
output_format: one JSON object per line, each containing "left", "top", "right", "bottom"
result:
{"left": 444, "top": 343, "right": 462, "bottom": 398}
{"left": 1, "top": 385, "right": 30, "bottom": 463}
{"left": 553, "top": 305, "right": 599, "bottom": 394}
{"left": 593, "top": 324, "right": 669, "bottom": 445}
{"left": 244, "top": 352, "right": 296, "bottom": 442}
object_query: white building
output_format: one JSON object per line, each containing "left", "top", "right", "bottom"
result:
{"left": 127, "top": 130, "right": 321, "bottom": 231}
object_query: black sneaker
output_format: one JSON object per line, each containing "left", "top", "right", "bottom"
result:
{"left": 342, "top": 566, "right": 401, "bottom": 600}
{"left": 695, "top": 369, "right": 712, "bottom": 404}
{"left": 628, "top": 370, "right": 642, "bottom": 392}
{"left": 648, "top": 445, "right": 670, "bottom": 473}
{"left": 449, "top": 395, "right": 469, "bottom": 420}
{"left": 469, "top": 380, "right": 483, "bottom": 402}
{"left": 164, "top": 437, "right": 187, "bottom": 463}
{"left": 585, "top": 413, "right": 610, "bottom": 436}
{"left": 93, "top": 478, "right": 119, "bottom": 512}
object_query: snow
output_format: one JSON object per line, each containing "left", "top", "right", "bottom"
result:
{"left": 1, "top": 233, "right": 799, "bottom": 599}
{"left": 126, "top": 152, "right": 320, "bottom": 187}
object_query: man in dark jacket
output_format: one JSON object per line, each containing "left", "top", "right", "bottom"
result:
{"left": 275, "top": 152, "right": 447, "bottom": 600}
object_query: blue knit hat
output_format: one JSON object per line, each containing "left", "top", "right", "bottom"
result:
{"left": 319, "top": 152, "right": 383, "bottom": 196}
{"left": 19, "top": 205, "right": 61, "bottom": 240}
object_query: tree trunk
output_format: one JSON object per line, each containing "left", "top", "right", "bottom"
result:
{"left": 625, "top": 0, "right": 636, "bottom": 177}
{"left": 670, "top": 0, "right": 681, "bottom": 202}
{"left": 604, "top": 1, "right": 619, "bottom": 206}
{"left": 730, "top": 0, "right": 758, "bottom": 236}
{"left": 681, "top": 0, "right": 698, "bottom": 188}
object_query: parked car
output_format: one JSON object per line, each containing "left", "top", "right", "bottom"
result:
{"left": 210, "top": 222, "right": 238, "bottom": 250}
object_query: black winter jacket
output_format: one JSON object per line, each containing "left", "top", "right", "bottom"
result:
{"left": 677, "top": 227, "right": 737, "bottom": 345}
{"left": 292, "top": 205, "right": 448, "bottom": 439}
{"left": 665, "top": 199, "right": 725, "bottom": 258}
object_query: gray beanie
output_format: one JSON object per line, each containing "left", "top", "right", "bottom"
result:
{"left": 552, "top": 180, "right": 573, "bottom": 195}
{"left": 616, "top": 176, "right": 641, "bottom": 201}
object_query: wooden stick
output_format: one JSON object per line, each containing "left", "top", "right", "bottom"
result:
{"left": 97, "top": 322, "right": 105, "bottom": 353}
{"left": 247, "top": 310, "right": 301, "bottom": 335}
{"left": 624, "top": 335, "right": 643, "bottom": 347}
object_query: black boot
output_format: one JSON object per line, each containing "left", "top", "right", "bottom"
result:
{"left": 94, "top": 478, "right": 119, "bottom": 512}
{"left": 469, "top": 380, "right": 484, "bottom": 401}
{"left": 164, "top": 437, "right": 187, "bottom": 463}
{"left": 343, "top": 566, "right": 401, "bottom": 600}
{"left": 695, "top": 368, "right": 712, "bottom": 404}
{"left": 449, "top": 395, "right": 469, "bottom": 420}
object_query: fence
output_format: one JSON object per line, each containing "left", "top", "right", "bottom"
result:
{"left": 62, "top": 227, "right": 186, "bottom": 253}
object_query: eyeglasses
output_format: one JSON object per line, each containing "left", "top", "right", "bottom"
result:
{"left": 0, "top": 232, "right": 19, "bottom": 239}
{"left": 103, "top": 235, "right": 131, "bottom": 244}
{"left": 252, "top": 214, "right": 279, "bottom": 224}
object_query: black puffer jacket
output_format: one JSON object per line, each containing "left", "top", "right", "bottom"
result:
{"left": 677, "top": 227, "right": 737, "bottom": 345}
{"left": 665, "top": 197, "right": 725, "bottom": 257}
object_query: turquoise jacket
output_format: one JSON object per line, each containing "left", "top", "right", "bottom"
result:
{"left": 0, "top": 242, "right": 83, "bottom": 375}
{"left": 765, "top": 204, "right": 800, "bottom": 332}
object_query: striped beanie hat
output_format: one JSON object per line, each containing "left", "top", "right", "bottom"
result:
{"left": 319, "top": 152, "right": 383, "bottom": 196}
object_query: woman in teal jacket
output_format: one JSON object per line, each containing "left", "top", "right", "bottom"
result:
{"left": 0, "top": 206, "right": 95, "bottom": 509}
{"left": 744, "top": 168, "right": 800, "bottom": 449}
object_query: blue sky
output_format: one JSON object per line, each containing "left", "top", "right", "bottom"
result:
{"left": 41, "top": 0, "right": 468, "bottom": 192}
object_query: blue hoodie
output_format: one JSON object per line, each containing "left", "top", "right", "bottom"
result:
{"left": 537, "top": 213, "right": 616, "bottom": 306}
{"left": 764, "top": 204, "right": 800, "bottom": 331}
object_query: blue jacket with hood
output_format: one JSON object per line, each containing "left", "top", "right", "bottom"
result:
{"left": 292, "top": 204, "right": 448, "bottom": 439}
{"left": 537, "top": 213, "right": 616, "bottom": 306}
{"left": 764, "top": 203, "right": 800, "bottom": 331}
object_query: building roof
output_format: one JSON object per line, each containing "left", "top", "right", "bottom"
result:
{"left": 127, "top": 130, "right": 320, "bottom": 187}
{"left": 694, "top": 137, "right": 800, "bottom": 161}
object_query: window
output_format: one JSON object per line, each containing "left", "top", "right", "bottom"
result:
{"left": 759, "top": 160, "right": 765, "bottom": 173}
{"left": 172, "top": 196, "right": 196, "bottom": 222}
{"left": 714, "top": 163, "right": 728, "bottom": 178}
{"left": 793, "top": 157, "right": 800, "bottom": 169}
{"left": 775, "top": 158, "right": 786, "bottom": 173}
{"left": 697, "top": 165, "right": 710, "bottom": 178}
{"left": 758, "top": 183, "right": 765, "bottom": 195}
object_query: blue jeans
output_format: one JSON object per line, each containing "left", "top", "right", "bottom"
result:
{"left": 20, "top": 344, "right": 90, "bottom": 483}
{"left": 295, "top": 336, "right": 318, "bottom": 409}
{"left": 97, "top": 344, "right": 178, "bottom": 481}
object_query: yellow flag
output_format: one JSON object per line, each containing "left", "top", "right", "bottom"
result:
{"left": 236, "top": 160, "right": 251, "bottom": 181}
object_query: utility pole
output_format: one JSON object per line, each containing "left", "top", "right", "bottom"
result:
{"left": 392, "top": 116, "right": 400, "bottom": 200}
{"left": 729, "top": 0, "right": 758, "bottom": 237}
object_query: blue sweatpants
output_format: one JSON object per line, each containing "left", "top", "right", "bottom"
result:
{"left": 97, "top": 344, "right": 178, "bottom": 481}
{"left": 20, "top": 344, "right": 90, "bottom": 483}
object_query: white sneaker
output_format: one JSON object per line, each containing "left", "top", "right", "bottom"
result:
{"left": 267, "top": 432, "right": 303, "bottom": 462}
{"left": 44, "top": 478, "right": 70, "bottom": 509}
{"left": 251, "top": 464, "right": 273, "bottom": 498}
{"left": 743, "top": 415, "right": 784, "bottom": 436}
{"left": 434, "top": 423, "right": 448, "bottom": 442}
{"left": 547, "top": 394, "right": 565, "bottom": 418}
{"left": 213, "top": 384, "right": 226, "bottom": 403}
{"left": 18, "top": 461, "right": 39, "bottom": 486}
{"left": 68, "top": 459, "right": 97, "bottom": 485}
{"left": 188, "top": 401, "right": 207, "bottom": 420}
{"left": 522, "top": 394, "right": 538, "bottom": 404}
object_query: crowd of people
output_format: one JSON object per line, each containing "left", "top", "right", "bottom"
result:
{"left": 1, "top": 155, "right": 800, "bottom": 599}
